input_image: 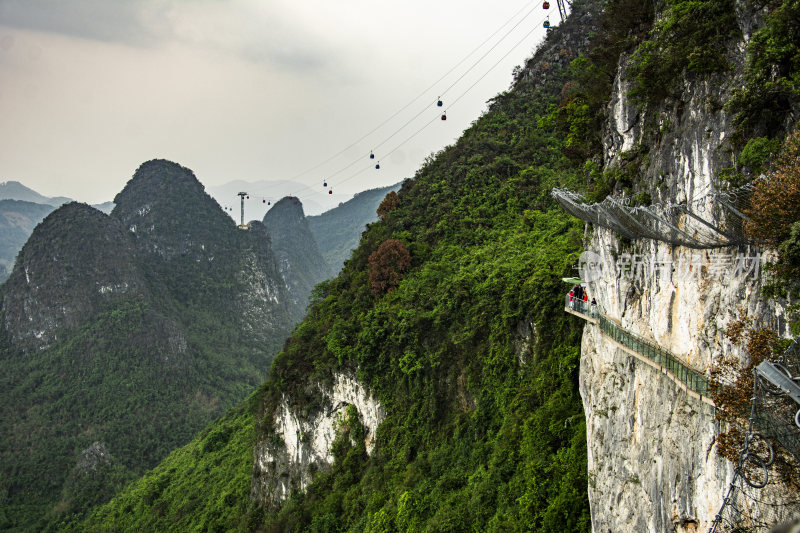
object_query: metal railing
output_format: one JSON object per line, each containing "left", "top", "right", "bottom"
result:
{"left": 565, "top": 293, "right": 599, "bottom": 319}
{"left": 565, "top": 293, "right": 710, "bottom": 396}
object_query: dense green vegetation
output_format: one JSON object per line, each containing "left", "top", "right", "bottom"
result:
{"left": 61, "top": 399, "right": 258, "bottom": 532}
{"left": 730, "top": 0, "right": 800, "bottom": 141}
{"left": 627, "top": 0, "right": 740, "bottom": 104}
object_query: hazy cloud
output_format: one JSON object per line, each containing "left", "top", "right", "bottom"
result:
{"left": 0, "top": 0, "right": 164, "bottom": 46}
{"left": 0, "top": 0, "right": 337, "bottom": 74}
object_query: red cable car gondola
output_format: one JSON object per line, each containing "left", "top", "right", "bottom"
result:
{"left": 329, "top": 189, "right": 333, "bottom": 195}
{"left": 441, "top": 113, "right": 447, "bottom": 121}
{"left": 543, "top": 1, "right": 550, "bottom": 8}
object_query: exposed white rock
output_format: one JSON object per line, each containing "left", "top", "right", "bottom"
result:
{"left": 98, "top": 282, "right": 130, "bottom": 294}
{"left": 582, "top": 8, "right": 796, "bottom": 530}
{"left": 251, "top": 371, "right": 385, "bottom": 507}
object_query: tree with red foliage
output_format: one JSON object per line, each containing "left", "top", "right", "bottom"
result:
{"left": 745, "top": 127, "right": 800, "bottom": 248}
{"left": 377, "top": 191, "right": 400, "bottom": 221}
{"left": 368, "top": 238, "right": 411, "bottom": 295}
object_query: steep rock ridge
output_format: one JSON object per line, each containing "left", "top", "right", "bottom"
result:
{"left": 580, "top": 5, "right": 795, "bottom": 531}
{"left": 2, "top": 202, "right": 146, "bottom": 352}
{"left": 262, "top": 197, "right": 329, "bottom": 315}
{"left": 112, "top": 159, "right": 294, "bottom": 334}
{"left": 251, "top": 372, "right": 385, "bottom": 507}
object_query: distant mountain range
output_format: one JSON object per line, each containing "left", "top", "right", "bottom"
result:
{"left": 0, "top": 180, "right": 72, "bottom": 206}
{"left": 0, "top": 178, "right": 399, "bottom": 284}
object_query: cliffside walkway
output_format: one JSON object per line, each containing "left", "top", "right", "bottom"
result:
{"left": 565, "top": 295, "right": 713, "bottom": 406}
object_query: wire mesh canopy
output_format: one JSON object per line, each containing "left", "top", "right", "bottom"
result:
{"left": 551, "top": 183, "right": 760, "bottom": 249}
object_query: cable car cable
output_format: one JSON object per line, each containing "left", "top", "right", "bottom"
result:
{"left": 248, "top": 8, "right": 552, "bottom": 201}
{"left": 278, "top": 0, "right": 536, "bottom": 184}
{"left": 323, "top": 11, "right": 546, "bottom": 183}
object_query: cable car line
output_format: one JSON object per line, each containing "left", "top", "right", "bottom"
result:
{"left": 241, "top": 6, "right": 557, "bottom": 205}
{"left": 321, "top": 10, "right": 547, "bottom": 185}
{"left": 326, "top": 17, "right": 547, "bottom": 191}
{"left": 277, "top": 0, "right": 537, "bottom": 184}
{"left": 445, "top": 23, "right": 542, "bottom": 111}
{"left": 361, "top": 3, "right": 541, "bottom": 158}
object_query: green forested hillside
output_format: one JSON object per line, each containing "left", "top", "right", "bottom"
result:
{"left": 76, "top": 1, "right": 617, "bottom": 530}
{"left": 0, "top": 163, "right": 297, "bottom": 531}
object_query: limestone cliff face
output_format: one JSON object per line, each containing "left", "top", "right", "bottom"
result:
{"left": 580, "top": 4, "right": 795, "bottom": 531}
{"left": 251, "top": 372, "right": 385, "bottom": 507}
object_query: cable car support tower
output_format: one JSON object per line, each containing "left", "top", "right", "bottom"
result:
{"left": 237, "top": 191, "right": 249, "bottom": 230}
{"left": 555, "top": 0, "right": 570, "bottom": 22}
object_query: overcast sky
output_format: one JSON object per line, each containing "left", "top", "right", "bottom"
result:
{"left": 0, "top": 0, "right": 555, "bottom": 207}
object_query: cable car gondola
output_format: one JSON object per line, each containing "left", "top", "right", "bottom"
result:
{"left": 329, "top": 189, "right": 333, "bottom": 195}
{"left": 441, "top": 112, "right": 447, "bottom": 121}
{"left": 543, "top": 1, "right": 550, "bottom": 8}
{"left": 323, "top": 181, "right": 327, "bottom": 187}
{"left": 369, "top": 151, "right": 375, "bottom": 159}
{"left": 543, "top": 18, "right": 550, "bottom": 28}
{"left": 375, "top": 162, "right": 380, "bottom": 169}
{"left": 437, "top": 97, "right": 443, "bottom": 107}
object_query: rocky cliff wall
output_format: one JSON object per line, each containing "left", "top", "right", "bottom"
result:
{"left": 580, "top": 5, "right": 795, "bottom": 531}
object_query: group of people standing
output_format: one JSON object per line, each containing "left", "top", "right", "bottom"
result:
{"left": 569, "top": 284, "right": 597, "bottom": 310}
